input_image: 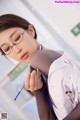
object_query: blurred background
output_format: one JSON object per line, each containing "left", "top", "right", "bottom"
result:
{"left": 0, "top": 0, "right": 80, "bottom": 120}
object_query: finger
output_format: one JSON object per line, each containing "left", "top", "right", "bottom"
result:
{"left": 34, "top": 69, "right": 41, "bottom": 90}
{"left": 36, "top": 69, "right": 41, "bottom": 79}
{"left": 25, "top": 73, "right": 30, "bottom": 90}
{"left": 30, "top": 70, "right": 36, "bottom": 92}
{"left": 34, "top": 71, "right": 38, "bottom": 90}
{"left": 34, "top": 69, "right": 40, "bottom": 87}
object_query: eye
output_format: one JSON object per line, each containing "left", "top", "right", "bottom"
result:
{"left": 4, "top": 46, "right": 10, "bottom": 52}
{"left": 14, "top": 35, "right": 21, "bottom": 42}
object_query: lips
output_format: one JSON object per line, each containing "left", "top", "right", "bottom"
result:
{"left": 21, "top": 52, "right": 28, "bottom": 60}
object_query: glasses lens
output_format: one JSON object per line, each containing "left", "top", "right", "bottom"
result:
{"left": 12, "top": 33, "right": 23, "bottom": 45}
{"left": 1, "top": 44, "right": 11, "bottom": 55}
{"left": 0, "top": 30, "right": 24, "bottom": 55}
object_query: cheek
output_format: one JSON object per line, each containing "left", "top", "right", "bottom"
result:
{"left": 20, "top": 40, "right": 29, "bottom": 50}
{"left": 23, "top": 35, "right": 34, "bottom": 49}
{"left": 21, "top": 41, "right": 32, "bottom": 54}
{"left": 8, "top": 53, "right": 19, "bottom": 61}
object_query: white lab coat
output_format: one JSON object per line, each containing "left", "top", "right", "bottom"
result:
{"left": 48, "top": 52, "right": 80, "bottom": 120}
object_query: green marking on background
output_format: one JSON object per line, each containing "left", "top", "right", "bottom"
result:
{"left": 71, "top": 22, "right": 80, "bottom": 36}
{"left": 8, "top": 63, "right": 29, "bottom": 80}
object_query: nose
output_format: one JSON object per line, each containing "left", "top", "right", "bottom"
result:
{"left": 13, "top": 45, "right": 22, "bottom": 54}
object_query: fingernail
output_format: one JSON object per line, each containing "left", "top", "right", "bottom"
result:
{"left": 37, "top": 69, "right": 39, "bottom": 71}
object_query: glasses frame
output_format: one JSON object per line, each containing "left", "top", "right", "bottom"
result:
{"left": 0, "top": 30, "right": 25, "bottom": 55}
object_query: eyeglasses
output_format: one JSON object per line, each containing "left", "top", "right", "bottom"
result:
{"left": 0, "top": 30, "right": 25, "bottom": 55}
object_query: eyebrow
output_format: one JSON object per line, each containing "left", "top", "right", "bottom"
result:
{"left": 9, "top": 30, "right": 18, "bottom": 39}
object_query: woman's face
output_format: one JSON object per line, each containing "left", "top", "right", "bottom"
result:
{"left": 0, "top": 26, "right": 39, "bottom": 63}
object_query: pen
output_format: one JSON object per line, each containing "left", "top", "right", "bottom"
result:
{"left": 14, "top": 83, "right": 25, "bottom": 101}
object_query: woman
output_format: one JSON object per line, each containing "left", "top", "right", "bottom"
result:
{"left": 0, "top": 14, "right": 80, "bottom": 120}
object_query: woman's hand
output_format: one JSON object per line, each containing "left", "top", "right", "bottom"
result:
{"left": 25, "top": 69, "right": 43, "bottom": 92}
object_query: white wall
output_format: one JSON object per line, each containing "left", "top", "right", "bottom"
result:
{"left": 24, "top": 0, "right": 80, "bottom": 60}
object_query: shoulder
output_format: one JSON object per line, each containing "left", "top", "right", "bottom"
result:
{"left": 30, "top": 49, "right": 63, "bottom": 76}
{"left": 31, "top": 49, "right": 63, "bottom": 64}
{"left": 30, "top": 49, "right": 54, "bottom": 76}
{"left": 30, "top": 49, "right": 53, "bottom": 66}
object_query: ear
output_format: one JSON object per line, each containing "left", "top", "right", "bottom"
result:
{"left": 27, "top": 24, "right": 35, "bottom": 37}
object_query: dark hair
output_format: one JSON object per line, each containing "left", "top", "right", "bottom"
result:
{"left": 0, "top": 14, "right": 37, "bottom": 39}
